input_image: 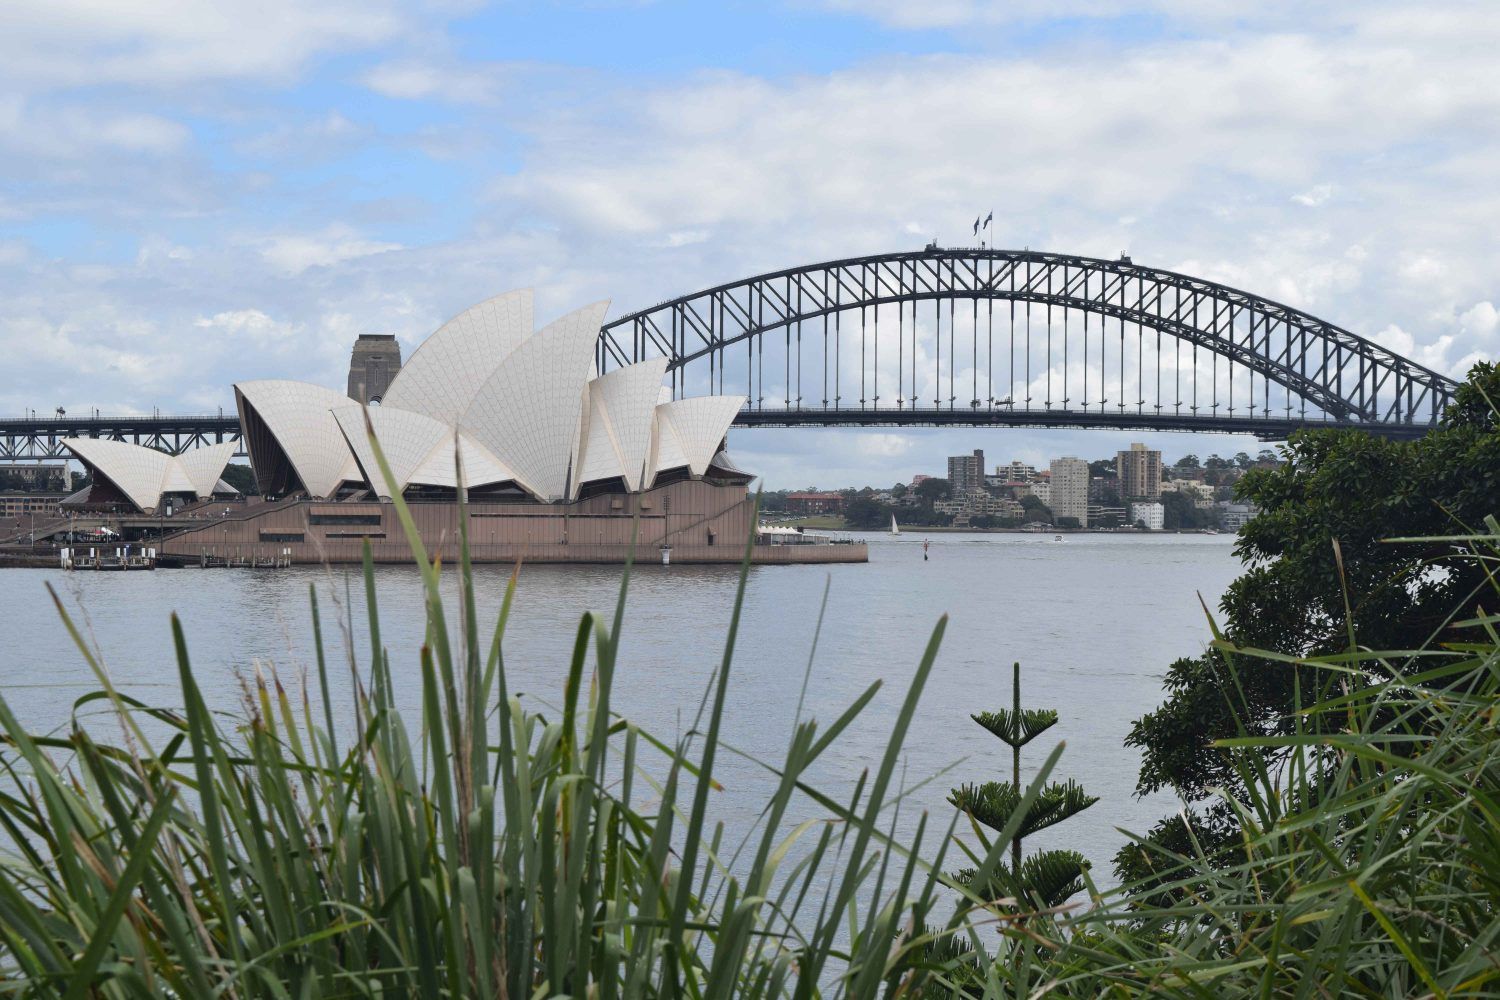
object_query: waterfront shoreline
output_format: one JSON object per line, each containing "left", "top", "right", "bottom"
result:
{"left": 772, "top": 520, "right": 1225, "bottom": 536}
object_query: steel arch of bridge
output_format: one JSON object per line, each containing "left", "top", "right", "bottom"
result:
{"left": 597, "top": 247, "right": 1459, "bottom": 439}
{"left": 0, "top": 247, "right": 1465, "bottom": 464}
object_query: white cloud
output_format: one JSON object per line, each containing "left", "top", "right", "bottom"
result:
{"left": 194, "top": 309, "right": 297, "bottom": 348}
{"left": 0, "top": 96, "right": 190, "bottom": 158}
{"left": 1459, "top": 301, "right": 1498, "bottom": 339}
{"left": 1371, "top": 324, "right": 1461, "bottom": 374}
{"left": 135, "top": 237, "right": 195, "bottom": 265}
{"left": 362, "top": 60, "right": 507, "bottom": 104}
{"left": 855, "top": 433, "right": 915, "bottom": 458}
{"left": 2, "top": 1, "right": 1496, "bottom": 486}
{"left": 235, "top": 111, "right": 366, "bottom": 159}
{"left": 0, "top": 0, "right": 406, "bottom": 88}
{"left": 497, "top": 25, "right": 1500, "bottom": 248}
{"left": 1291, "top": 183, "right": 1335, "bottom": 207}
{"left": 661, "top": 229, "right": 709, "bottom": 248}
{"left": 810, "top": 0, "right": 1397, "bottom": 30}
{"left": 253, "top": 226, "right": 404, "bottom": 275}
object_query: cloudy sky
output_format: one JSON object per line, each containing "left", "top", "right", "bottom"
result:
{"left": 2, "top": 0, "right": 1497, "bottom": 487}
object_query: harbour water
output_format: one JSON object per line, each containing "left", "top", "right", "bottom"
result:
{"left": 0, "top": 531, "right": 1239, "bottom": 879}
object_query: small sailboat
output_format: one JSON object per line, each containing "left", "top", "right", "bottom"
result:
{"left": 890, "top": 513, "right": 901, "bottom": 536}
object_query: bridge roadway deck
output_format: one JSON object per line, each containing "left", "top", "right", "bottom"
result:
{"left": 0, "top": 406, "right": 1433, "bottom": 459}
{"left": 730, "top": 407, "right": 1427, "bottom": 440}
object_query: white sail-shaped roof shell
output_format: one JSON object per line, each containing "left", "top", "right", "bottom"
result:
{"left": 64, "top": 438, "right": 173, "bottom": 513}
{"left": 575, "top": 357, "right": 669, "bottom": 493}
{"left": 64, "top": 438, "right": 236, "bottom": 512}
{"left": 159, "top": 461, "right": 195, "bottom": 496}
{"left": 649, "top": 395, "right": 746, "bottom": 481}
{"left": 175, "top": 442, "right": 241, "bottom": 497}
{"left": 332, "top": 405, "right": 518, "bottom": 497}
{"left": 229, "top": 292, "right": 755, "bottom": 504}
{"left": 381, "top": 289, "right": 533, "bottom": 424}
{"left": 462, "top": 300, "right": 610, "bottom": 500}
{"left": 333, "top": 405, "right": 448, "bottom": 497}
{"left": 407, "top": 432, "right": 517, "bottom": 491}
{"left": 235, "top": 380, "right": 359, "bottom": 499}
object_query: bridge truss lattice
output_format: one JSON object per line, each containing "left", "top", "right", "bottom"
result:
{"left": 598, "top": 248, "right": 1458, "bottom": 440}
{"left": 0, "top": 247, "right": 1464, "bottom": 463}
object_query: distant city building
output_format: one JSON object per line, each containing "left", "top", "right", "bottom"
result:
{"left": 1027, "top": 479, "right": 1051, "bottom": 505}
{"left": 936, "top": 489, "right": 1025, "bottom": 522}
{"left": 785, "top": 491, "right": 846, "bottom": 515}
{"left": 1116, "top": 442, "right": 1162, "bottom": 498}
{"left": 947, "top": 449, "right": 984, "bottom": 493}
{"left": 1088, "top": 504, "right": 1128, "bottom": 525}
{"left": 1130, "top": 501, "right": 1165, "bottom": 530}
{"left": 0, "top": 463, "right": 69, "bottom": 491}
{"left": 997, "top": 460, "right": 1036, "bottom": 482}
{"left": 1162, "top": 478, "right": 1214, "bottom": 501}
{"left": 0, "top": 492, "right": 65, "bottom": 517}
{"left": 981, "top": 496, "right": 1026, "bottom": 520}
{"left": 1049, "top": 457, "right": 1090, "bottom": 526}
{"left": 347, "top": 334, "right": 403, "bottom": 404}
{"left": 1220, "top": 502, "right": 1259, "bottom": 530}
{"left": 911, "top": 473, "right": 932, "bottom": 486}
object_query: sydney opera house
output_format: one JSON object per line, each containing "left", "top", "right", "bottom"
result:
{"left": 64, "top": 291, "right": 863, "bottom": 565}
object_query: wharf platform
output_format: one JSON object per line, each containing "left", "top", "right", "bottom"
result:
{"left": 155, "top": 481, "right": 866, "bottom": 566}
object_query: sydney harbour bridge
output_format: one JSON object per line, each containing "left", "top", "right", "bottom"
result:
{"left": 0, "top": 246, "right": 1461, "bottom": 461}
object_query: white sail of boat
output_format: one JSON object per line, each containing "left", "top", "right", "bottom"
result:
{"left": 890, "top": 513, "right": 901, "bottom": 536}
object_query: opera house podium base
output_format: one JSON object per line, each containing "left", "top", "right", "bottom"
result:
{"left": 156, "top": 481, "right": 867, "bottom": 566}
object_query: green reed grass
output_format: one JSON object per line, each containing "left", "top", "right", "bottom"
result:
{"left": 948, "top": 521, "right": 1500, "bottom": 998}
{"left": 1, "top": 418, "right": 1496, "bottom": 997}
{"left": 0, "top": 426, "right": 1030, "bottom": 998}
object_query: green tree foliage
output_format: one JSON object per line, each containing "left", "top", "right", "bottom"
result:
{"left": 218, "top": 462, "right": 260, "bottom": 495}
{"left": 758, "top": 489, "right": 790, "bottom": 513}
{"left": 947, "top": 663, "right": 1097, "bottom": 910}
{"left": 844, "top": 496, "right": 891, "bottom": 529}
{"left": 914, "top": 477, "right": 951, "bottom": 503}
{"left": 1119, "top": 362, "right": 1500, "bottom": 882}
{"left": 1158, "top": 489, "right": 1209, "bottom": 530}
{"left": 1018, "top": 494, "right": 1051, "bottom": 522}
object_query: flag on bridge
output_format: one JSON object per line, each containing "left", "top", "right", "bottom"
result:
{"left": 984, "top": 211, "right": 993, "bottom": 226}
{"left": 973, "top": 216, "right": 980, "bottom": 236}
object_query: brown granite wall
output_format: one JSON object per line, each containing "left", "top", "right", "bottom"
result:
{"left": 158, "top": 481, "right": 866, "bottom": 565}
